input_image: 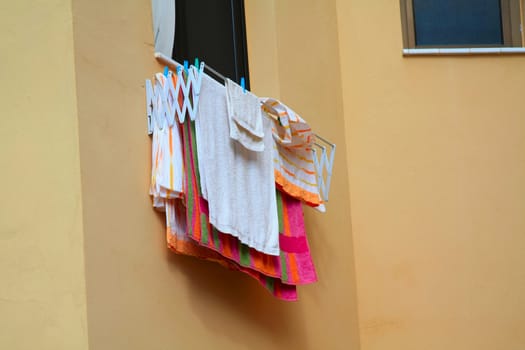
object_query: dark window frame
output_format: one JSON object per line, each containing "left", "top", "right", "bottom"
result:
{"left": 172, "top": 0, "right": 250, "bottom": 89}
{"left": 400, "top": 0, "right": 524, "bottom": 48}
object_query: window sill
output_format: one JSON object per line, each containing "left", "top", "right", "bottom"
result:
{"left": 403, "top": 47, "right": 525, "bottom": 56}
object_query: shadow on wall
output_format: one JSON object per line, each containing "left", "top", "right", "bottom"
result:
{"left": 161, "top": 233, "right": 310, "bottom": 349}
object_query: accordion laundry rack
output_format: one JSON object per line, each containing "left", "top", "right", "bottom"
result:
{"left": 145, "top": 52, "right": 336, "bottom": 301}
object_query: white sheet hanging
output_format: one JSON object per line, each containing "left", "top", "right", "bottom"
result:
{"left": 151, "top": 0, "right": 175, "bottom": 57}
{"left": 195, "top": 74, "right": 280, "bottom": 256}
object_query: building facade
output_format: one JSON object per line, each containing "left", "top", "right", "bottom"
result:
{"left": 2, "top": 1, "right": 524, "bottom": 349}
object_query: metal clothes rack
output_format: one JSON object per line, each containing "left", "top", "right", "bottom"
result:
{"left": 153, "top": 51, "right": 335, "bottom": 202}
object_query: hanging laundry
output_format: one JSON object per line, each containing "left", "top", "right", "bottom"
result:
{"left": 158, "top": 79, "right": 184, "bottom": 196}
{"left": 194, "top": 75, "right": 280, "bottom": 256}
{"left": 261, "top": 98, "right": 325, "bottom": 212}
{"left": 148, "top": 73, "right": 185, "bottom": 210}
{"left": 225, "top": 78, "right": 265, "bottom": 152}
{"left": 147, "top": 77, "right": 297, "bottom": 299}
{"left": 177, "top": 118, "right": 298, "bottom": 301}
{"left": 184, "top": 105, "right": 317, "bottom": 285}
{"left": 146, "top": 60, "right": 328, "bottom": 301}
{"left": 164, "top": 198, "right": 298, "bottom": 301}
{"left": 276, "top": 190, "right": 318, "bottom": 285}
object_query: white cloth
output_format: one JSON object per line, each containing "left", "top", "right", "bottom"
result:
{"left": 261, "top": 98, "right": 325, "bottom": 212}
{"left": 225, "top": 79, "right": 265, "bottom": 152}
{"left": 151, "top": 0, "right": 175, "bottom": 57}
{"left": 194, "top": 100, "right": 208, "bottom": 200}
{"left": 195, "top": 75, "right": 279, "bottom": 256}
{"left": 149, "top": 73, "right": 184, "bottom": 211}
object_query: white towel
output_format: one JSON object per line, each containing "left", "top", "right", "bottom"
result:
{"left": 225, "top": 79, "right": 265, "bottom": 152}
{"left": 149, "top": 74, "right": 185, "bottom": 211}
{"left": 261, "top": 98, "right": 325, "bottom": 212}
{"left": 195, "top": 75, "right": 279, "bottom": 256}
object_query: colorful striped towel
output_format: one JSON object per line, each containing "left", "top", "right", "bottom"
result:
{"left": 181, "top": 118, "right": 298, "bottom": 300}
{"left": 149, "top": 73, "right": 185, "bottom": 210}
{"left": 185, "top": 116, "right": 317, "bottom": 286}
{"left": 261, "top": 98, "right": 325, "bottom": 212}
{"left": 165, "top": 198, "right": 297, "bottom": 300}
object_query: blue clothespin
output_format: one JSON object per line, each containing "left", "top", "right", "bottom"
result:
{"left": 194, "top": 58, "right": 199, "bottom": 68}
{"left": 163, "top": 66, "right": 169, "bottom": 77}
{"left": 240, "top": 77, "right": 246, "bottom": 93}
{"left": 183, "top": 60, "right": 189, "bottom": 74}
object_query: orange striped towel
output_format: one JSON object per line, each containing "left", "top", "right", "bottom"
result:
{"left": 261, "top": 98, "right": 325, "bottom": 212}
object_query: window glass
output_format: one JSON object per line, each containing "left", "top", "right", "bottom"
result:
{"left": 413, "top": 0, "right": 504, "bottom": 46}
{"left": 173, "top": 0, "right": 249, "bottom": 87}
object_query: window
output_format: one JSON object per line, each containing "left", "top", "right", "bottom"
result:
{"left": 173, "top": 0, "right": 250, "bottom": 88}
{"left": 400, "top": 0, "right": 525, "bottom": 49}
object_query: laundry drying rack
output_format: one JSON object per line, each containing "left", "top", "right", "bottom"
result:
{"left": 150, "top": 52, "right": 336, "bottom": 202}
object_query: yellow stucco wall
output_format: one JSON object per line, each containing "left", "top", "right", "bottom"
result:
{"left": 6, "top": 1, "right": 521, "bottom": 349}
{"left": 72, "top": 0, "right": 360, "bottom": 349}
{"left": 0, "top": 1, "right": 89, "bottom": 349}
{"left": 272, "top": 0, "right": 361, "bottom": 348}
{"left": 336, "top": 1, "right": 525, "bottom": 349}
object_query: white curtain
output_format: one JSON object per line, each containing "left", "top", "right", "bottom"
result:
{"left": 151, "top": 0, "right": 176, "bottom": 56}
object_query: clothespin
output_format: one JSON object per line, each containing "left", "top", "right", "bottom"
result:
{"left": 240, "top": 77, "right": 246, "bottom": 93}
{"left": 194, "top": 58, "right": 199, "bottom": 68}
{"left": 183, "top": 60, "right": 189, "bottom": 74}
{"left": 163, "top": 66, "right": 169, "bottom": 77}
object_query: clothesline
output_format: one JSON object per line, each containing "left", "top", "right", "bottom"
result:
{"left": 152, "top": 51, "right": 335, "bottom": 202}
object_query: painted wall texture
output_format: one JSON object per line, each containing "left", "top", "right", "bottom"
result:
{"left": 336, "top": 1, "right": 525, "bottom": 350}
{"left": 0, "top": 1, "right": 89, "bottom": 349}
{"left": 3, "top": 0, "right": 525, "bottom": 349}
